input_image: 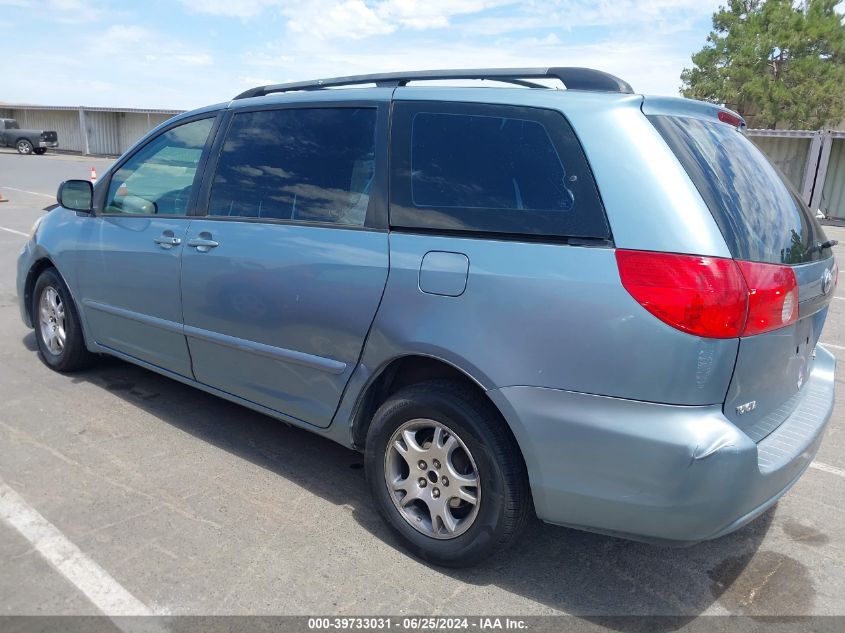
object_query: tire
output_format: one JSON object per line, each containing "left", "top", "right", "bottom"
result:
{"left": 33, "top": 148, "right": 46, "bottom": 155}
{"left": 32, "top": 268, "right": 94, "bottom": 372}
{"left": 16, "top": 139, "right": 33, "bottom": 155}
{"left": 365, "top": 380, "right": 530, "bottom": 567}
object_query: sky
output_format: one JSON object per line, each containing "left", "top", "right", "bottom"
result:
{"left": 0, "top": 0, "right": 726, "bottom": 110}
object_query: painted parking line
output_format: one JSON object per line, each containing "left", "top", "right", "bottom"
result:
{"left": 0, "top": 186, "right": 54, "bottom": 199}
{"left": 0, "top": 479, "right": 156, "bottom": 616}
{"left": 0, "top": 225, "right": 28, "bottom": 237}
{"left": 811, "top": 461, "right": 845, "bottom": 479}
{"left": 820, "top": 342, "right": 845, "bottom": 351}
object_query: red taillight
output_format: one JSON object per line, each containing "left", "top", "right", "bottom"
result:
{"left": 736, "top": 260, "right": 798, "bottom": 336}
{"left": 616, "top": 250, "right": 799, "bottom": 339}
{"left": 615, "top": 250, "right": 747, "bottom": 338}
{"left": 717, "top": 110, "right": 744, "bottom": 127}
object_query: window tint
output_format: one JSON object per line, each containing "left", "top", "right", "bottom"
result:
{"left": 105, "top": 117, "right": 213, "bottom": 215}
{"left": 649, "top": 115, "right": 831, "bottom": 264}
{"left": 6, "top": 120, "right": 20, "bottom": 130}
{"left": 208, "top": 108, "right": 377, "bottom": 226}
{"left": 390, "top": 102, "right": 609, "bottom": 239}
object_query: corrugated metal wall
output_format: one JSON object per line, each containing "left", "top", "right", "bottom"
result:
{"left": 0, "top": 105, "right": 181, "bottom": 155}
{"left": 4, "top": 108, "right": 85, "bottom": 152}
{"left": 820, "top": 139, "right": 845, "bottom": 220}
{"left": 749, "top": 136, "right": 811, "bottom": 190}
{"left": 119, "top": 112, "right": 173, "bottom": 152}
{"left": 85, "top": 111, "right": 121, "bottom": 155}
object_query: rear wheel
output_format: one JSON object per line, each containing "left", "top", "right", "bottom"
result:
{"left": 32, "top": 268, "right": 94, "bottom": 372}
{"left": 33, "top": 148, "right": 46, "bottom": 155}
{"left": 16, "top": 139, "right": 33, "bottom": 154}
{"left": 365, "top": 380, "right": 530, "bottom": 567}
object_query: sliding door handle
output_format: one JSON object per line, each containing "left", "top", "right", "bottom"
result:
{"left": 154, "top": 234, "right": 181, "bottom": 249}
{"left": 187, "top": 236, "right": 219, "bottom": 252}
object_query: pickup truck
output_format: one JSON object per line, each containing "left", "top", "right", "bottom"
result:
{"left": 0, "top": 118, "right": 58, "bottom": 154}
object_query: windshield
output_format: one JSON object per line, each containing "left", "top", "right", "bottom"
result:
{"left": 649, "top": 115, "right": 831, "bottom": 264}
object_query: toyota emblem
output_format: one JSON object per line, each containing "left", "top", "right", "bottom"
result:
{"left": 822, "top": 267, "right": 833, "bottom": 295}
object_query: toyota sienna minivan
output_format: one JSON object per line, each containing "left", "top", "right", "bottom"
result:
{"left": 17, "top": 68, "right": 837, "bottom": 566}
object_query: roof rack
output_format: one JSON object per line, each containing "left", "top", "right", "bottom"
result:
{"left": 233, "top": 67, "right": 634, "bottom": 100}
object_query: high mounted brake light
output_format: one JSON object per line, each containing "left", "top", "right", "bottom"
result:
{"left": 717, "top": 110, "right": 744, "bottom": 128}
{"left": 616, "top": 250, "right": 799, "bottom": 339}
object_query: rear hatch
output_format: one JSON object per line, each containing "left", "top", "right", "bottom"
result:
{"left": 648, "top": 109, "right": 836, "bottom": 441}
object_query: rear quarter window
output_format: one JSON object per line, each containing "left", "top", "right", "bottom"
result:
{"left": 649, "top": 115, "right": 831, "bottom": 264}
{"left": 390, "top": 102, "right": 610, "bottom": 239}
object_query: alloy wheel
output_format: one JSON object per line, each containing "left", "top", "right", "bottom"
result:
{"left": 38, "top": 287, "right": 66, "bottom": 356}
{"left": 384, "top": 418, "right": 481, "bottom": 539}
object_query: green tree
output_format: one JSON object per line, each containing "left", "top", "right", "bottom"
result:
{"left": 681, "top": 0, "right": 845, "bottom": 129}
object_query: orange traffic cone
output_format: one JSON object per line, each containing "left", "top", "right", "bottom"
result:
{"left": 90, "top": 167, "right": 97, "bottom": 184}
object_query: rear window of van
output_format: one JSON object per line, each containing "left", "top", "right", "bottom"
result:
{"left": 649, "top": 115, "right": 831, "bottom": 264}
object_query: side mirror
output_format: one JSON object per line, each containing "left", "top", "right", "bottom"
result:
{"left": 57, "top": 180, "right": 93, "bottom": 213}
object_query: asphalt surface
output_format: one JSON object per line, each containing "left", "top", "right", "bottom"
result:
{"left": 1, "top": 149, "right": 845, "bottom": 621}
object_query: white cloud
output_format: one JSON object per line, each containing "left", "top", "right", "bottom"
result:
{"left": 469, "top": 0, "right": 720, "bottom": 35}
{"left": 181, "top": 0, "right": 516, "bottom": 37}
{"left": 180, "top": 0, "right": 718, "bottom": 33}
{"left": 177, "top": 0, "right": 284, "bottom": 19}
{"left": 88, "top": 24, "right": 213, "bottom": 68}
{"left": 98, "top": 24, "right": 150, "bottom": 51}
{"left": 174, "top": 53, "right": 214, "bottom": 67}
{"left": 286, "top": 1, "right": 396, "bottom": 40}
{"left": 238, "top": 14, "right": 708, "bottom": 99}
{"left": 375, "top": 0, "right": 511, "bottom": 30}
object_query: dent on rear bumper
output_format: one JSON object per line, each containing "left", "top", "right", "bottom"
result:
{"left": 487, "top": 345, "right": 835, "bottom": 544}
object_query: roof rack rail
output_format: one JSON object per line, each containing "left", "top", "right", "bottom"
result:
{"left": 233, "top": 67, "right": 634, "bottom": 100}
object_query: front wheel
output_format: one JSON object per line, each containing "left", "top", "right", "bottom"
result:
{"left": 365, "top": 380, "right": 530, "bottom": 567}
{"left": 32, "top": 268, "right": 94, "bottom": 372}
{"left": 16, "top": 139, "right": 33, "bottom": 154}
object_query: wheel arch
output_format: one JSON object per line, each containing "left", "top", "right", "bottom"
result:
{"left": 24, "top": 258, "right": 80, "bottom": 330}
{"left": 350, "top": 354, "right": 526, "bottom": 466}
{"left": 23, "top": 258, "right": 59, "bottom": 325}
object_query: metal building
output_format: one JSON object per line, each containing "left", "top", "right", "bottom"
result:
{"left": 0, "top": 104, "right": 183, "bottom": 156}
{"left": 748, "top": 129, "right": 845, "bottom": 220}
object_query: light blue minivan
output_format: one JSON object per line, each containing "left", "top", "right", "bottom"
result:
{"left": 17, "top": 68, "right": 837, "bottom": 566}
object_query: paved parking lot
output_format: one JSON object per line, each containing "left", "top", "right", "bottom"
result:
{"left": 2, "top": 149, "right": 845, "bottom": 621}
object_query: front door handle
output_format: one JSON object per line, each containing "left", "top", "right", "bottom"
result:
{"left": 187, "top": 232, "right": 219, "bottom": 253}
{"left": 154, "top": 232, "right": 181, "bottom": 249}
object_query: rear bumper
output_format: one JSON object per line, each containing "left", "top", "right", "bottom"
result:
{"left": 38, "top": 141, "right": 58, "bottom": 148}
{"left": 487, "top": 345, "right": 835, "bottom": 544}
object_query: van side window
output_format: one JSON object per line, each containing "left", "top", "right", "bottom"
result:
{"left": 390, "top": 102, "right": 609, "bottom": 239}
{"left": 104, "top": 117, "right": 214, "bottom": 216}
{"left": 208, "top": 108, "right": 377, "bottom": 227}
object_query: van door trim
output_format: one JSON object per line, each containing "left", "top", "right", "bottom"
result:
{"left": 183, "top": 324, "right": 348, "bottom": 375}
{"left": 82, "top": 299, "right": 184, "bottom": 336}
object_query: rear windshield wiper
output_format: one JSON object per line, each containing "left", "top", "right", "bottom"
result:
{"left": 808, "top": 239, "right": 838, "bottom": 254}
